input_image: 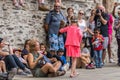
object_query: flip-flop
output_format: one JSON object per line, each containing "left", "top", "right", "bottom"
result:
{"left": 70, "top": 73, "right": 79, "bottom": 78}
{"left": 70, "top": 74, "right": 74, "bottom": 78}
{"left": 57, "top": 70, "right": 66, "bottom": 76}
{"left": 74, "top": 72, "right": 79, "bottom": 76}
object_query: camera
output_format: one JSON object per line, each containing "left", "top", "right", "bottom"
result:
{"left": 96, "top": 9, "right": 102, "bottom": 14}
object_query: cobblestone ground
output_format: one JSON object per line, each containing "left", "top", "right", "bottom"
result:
{"left": 13, "top": 63, "right": 120, "bottom": 80}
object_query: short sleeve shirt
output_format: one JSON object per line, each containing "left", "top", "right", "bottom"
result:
{"left": 94, "top": 13, "right": 109, "bottom": 37}
{"left": 45, "top": 10, "right": 66, "bottom": 34}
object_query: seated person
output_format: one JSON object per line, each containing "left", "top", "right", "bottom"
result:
{"left": 77, "top": 42, "right": 94, "bottom": 69}
{"left": 0, "top": 38, "right": 31, "bottom": 79}
{"left": 39, "top": 43, "right": 47, "bottom": 55}
{"left": 13, "top": 48, "right": 28, "bottom": 68}
{"left": 46, "top": 49, "right": 63, "bottom": 65}
{"left": 21, "top": 39, "right": 30, "bottom": 61}
{"left": 80, "top": 48, "right": 91, "bottom": 68}
{"left": 57, "top": 49, "right": 69, "bottom": 71}
{"left": 27, "top": 39, "right": 65, "bottom": 77}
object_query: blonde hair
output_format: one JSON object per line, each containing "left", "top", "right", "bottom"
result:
{"left": 29, "top": 39, "right": 38, "bottom": 53}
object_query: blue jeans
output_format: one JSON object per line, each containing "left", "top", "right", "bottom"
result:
{"left": 88, "top": 37, "right": 94, "bottom": 58}
{"left": 4, "top": 55, "right": 25, "bottom": 71}
{"left": 94, "top": 50, "right": 103, "bottom": 68}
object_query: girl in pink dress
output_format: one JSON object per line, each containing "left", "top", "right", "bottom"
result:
{"left": 59, "top": 17, "right": 83, "bottom": 78}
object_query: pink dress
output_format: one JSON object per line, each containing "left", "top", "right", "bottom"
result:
{"left": 59, "top": 25, "right": 83, "bottom": 57}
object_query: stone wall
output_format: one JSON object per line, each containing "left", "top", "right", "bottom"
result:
{"left": 0, "top": 0, "right": 99, "bottom": 48}
{"left": 0, "top": 0, "right": 118, "bottom": 61}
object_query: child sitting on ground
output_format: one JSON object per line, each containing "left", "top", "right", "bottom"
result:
{"left": 57, "top": 49, "right": 69, "bottom": 71}
{"left": 77, "top": 41, "right": 95, "bottom": 69}
{"left": 39, "top": 43, "right": 47, "bottom": 55}
{"left": 13, "top": 48, "right": 28, "bottom": 67}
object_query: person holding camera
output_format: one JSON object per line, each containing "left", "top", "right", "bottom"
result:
{"left": 113, "top": 2, "right": 120, "bottom": 66}
{"left": 89, "top": 4, "right": 109, "bottom": 65}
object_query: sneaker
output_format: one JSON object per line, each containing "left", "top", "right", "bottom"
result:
{"left": 39, "top": 4, "right": 50, "bottom": 11}
{"left": 0, "top": 73, "right": 7, "bottom": 78}
{"left": 24, "top": 68, "right": 31, "bottom": 74}
{"left": 86, "top": 63, "right": 95, "bottom": 69}
{"left": 62, "top": 63, "right": 69, "bottom": 71}
{"left": 86, "top": 65, "right": 92, "bottom": 69}
{"left": 89, "top": 63, "right": 95, "bottom": 69}
{"left": 17, "top": 71, "right": 27, "bottom": 75}
{"left": 109, "top": 58, "right": 115, "bottom": 63}
{"left": 7, "top": 71, "right": 16, "bottom": 80}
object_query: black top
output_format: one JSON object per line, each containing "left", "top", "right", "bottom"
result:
{"left": 94, "top": 13, "right": 109, "bottom": 37}
{"left": 46, "top": 52, "right": 64, "bottom": 65}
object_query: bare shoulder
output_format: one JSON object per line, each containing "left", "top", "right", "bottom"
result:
{"left": 28, "top": 53, "right": 33, "bottom": 58}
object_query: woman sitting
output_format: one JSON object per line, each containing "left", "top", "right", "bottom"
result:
{"left": 27, "top": 39, "right": 64, "bottom": 77}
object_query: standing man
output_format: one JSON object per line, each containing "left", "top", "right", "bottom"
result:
{"left": 44, "top": 2, "right": 66, "bottom": 51}
{"left": 89, "top": 4, "right": 109, "bottom": 65}
{"left": 113, "top": 2, "right": 120, "bottom": 66}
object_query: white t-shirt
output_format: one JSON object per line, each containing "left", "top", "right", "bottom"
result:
{"left": 78, "top": 19, "right": 87, "bottom": 37}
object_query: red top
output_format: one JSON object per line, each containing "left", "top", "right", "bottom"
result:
{"left": 92, "top": 35, "right": 104, "bottom": 50}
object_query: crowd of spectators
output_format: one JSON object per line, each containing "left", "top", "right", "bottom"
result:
{"left": 0, "top": 0, "right": 120, "bottom": 79}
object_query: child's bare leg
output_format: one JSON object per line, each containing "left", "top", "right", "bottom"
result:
{"left": 13, "top": 0, "right": 17, "bottom": 4}
{"left": 13, "top": 0, "right": 19, "bottom": 6}
{"left": 53, "top": 61, "right": 61, "bottom": 71}
{"left": 70, "top": 57, "right": 77, "bottom": 77}
{"left": 19, "top": 0, "right": 24, "bottom": 6}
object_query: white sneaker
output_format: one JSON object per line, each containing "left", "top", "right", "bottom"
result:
{"left": 62, "top": 63, "right": 69, "bottom": 71}
{"left": 109, "top": 58, "right": 115, "bottom": 63}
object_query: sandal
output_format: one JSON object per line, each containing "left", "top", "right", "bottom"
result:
{"left": 70, "top": 74, "right": 74, "bottom": 78}
{"left": 57, "top": 70, "right": 66, "bottom": 76}
{"left": 74, "top": 72, "right": 79, "bottom": 76}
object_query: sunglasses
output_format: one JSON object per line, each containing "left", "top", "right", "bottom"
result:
{"left": 54, "top": 6, "right": 60, "bottom": 8}
{"left": 79, "top": 12, "right": 84, "bottom": 15}
{"left": 94, "top": 31, "right": 98, "bottom": 33}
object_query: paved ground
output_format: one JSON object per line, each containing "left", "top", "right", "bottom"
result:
{"left": 13, "top": 62, "right": 120, "bottom": 80}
